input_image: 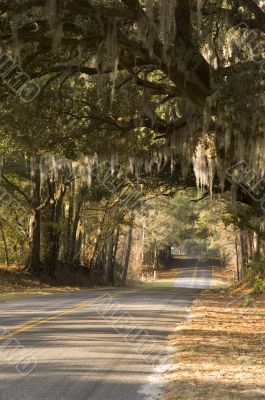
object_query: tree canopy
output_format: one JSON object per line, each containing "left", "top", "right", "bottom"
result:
{"left": 0, "top": 1, "right": 264, "bottom": 284}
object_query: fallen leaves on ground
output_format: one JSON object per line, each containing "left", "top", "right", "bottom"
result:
{"left": 163, "top": 288, "right": 265, "bottom": 400}
{"left": 0, "top": 264, "right": 82, "bottom": 301}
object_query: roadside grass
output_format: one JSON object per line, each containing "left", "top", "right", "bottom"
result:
{"left": 135, "top": 268, "right": 180, "bottom": 289}
{"left": 0, "top": 289, "right": 80, "bottom": 302}
{"left": 136, "top": 280, "right": 175, "bottom": 289}
{"left": 163, "top": 286, "right": 265, "bottom": 400}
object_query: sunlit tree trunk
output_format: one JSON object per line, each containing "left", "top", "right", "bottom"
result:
{"left": 253, "top": 231, "right": 261, "bottom": 259}
{"left": 111, "top": 227, "right": 120, "bottom": 285}
{"left": 27, "top": 210, "right": 41, "bottom": 275}
{"left": 122, "top": 220, "right": 133, "bottom": 284}
{"left": 68, "top": 199, "right": 82, "bottom": 264}
{"left": 63, "top": 185, "right": 74, "bottom": 264}
{"left": 104, "top": 234, "right": 114, "bottom": 284}
{"left": 74, "top": 229, "right": 83, "bottom": 265}
{"left": 247, "top": 230, "right": 254, "bottom": 260}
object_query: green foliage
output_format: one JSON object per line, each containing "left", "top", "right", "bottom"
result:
{"left": 254, "top": 278, "right": 265, "bottom": 294}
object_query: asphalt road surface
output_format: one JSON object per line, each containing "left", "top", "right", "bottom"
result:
{"left": 0, "top": 263, "right": 214, "bottom": 400}
{"left": 173, "top": 261, "right": 213, "bottom": 289}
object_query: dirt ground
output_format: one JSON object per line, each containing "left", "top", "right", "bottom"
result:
{"left": 163, "top": 284, "right": 265, "bottom": 400}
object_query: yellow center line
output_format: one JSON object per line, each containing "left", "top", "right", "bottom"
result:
{"left": 0, "top": 290, "right": 130, "bottom": 341}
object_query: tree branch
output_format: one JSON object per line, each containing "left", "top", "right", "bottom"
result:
{"left": 190, "top": 191, "right": 209, "bottom": 203}
{"left": 1, "top": 175, "right": 32, "bottom": 206}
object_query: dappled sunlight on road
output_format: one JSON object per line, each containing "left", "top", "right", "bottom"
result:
{"left": 0, "top": 287, "right": 197, "bottom": 400}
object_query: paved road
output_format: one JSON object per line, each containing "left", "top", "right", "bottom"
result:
{"left": 173, "top": 262, "right": 213, "bottom": 289}
{"left": 0, "top": 264, "right": 213, "bottom": 400}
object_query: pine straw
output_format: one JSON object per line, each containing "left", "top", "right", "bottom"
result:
{"left": 163, "top": 288, "right": 265, "bottom": 400}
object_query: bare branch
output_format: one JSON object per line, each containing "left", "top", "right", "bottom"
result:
{"left": 2, "top": 175, "right": 32, "bottom": 206}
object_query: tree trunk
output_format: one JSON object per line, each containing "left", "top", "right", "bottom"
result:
{"left": 141, "top": 219, "right": 145, "bottom": 265}
{"left": 253, "top": 231, "right": 261, "bottom": 259}
{"left": 235, "top": 230, "right": 240, "bottom": 282}
{"left": 46, "top": 185, "right": 66, "bottom": 277}
{"left": 122, "top": 223, "right": 133, "bottom": 285}
{"left": 247, "top": 230, "right": 254, "bottom": 260}
{"left": 74, "top": 230, "right": 82, "bottom": 265}
{"left": 153, "top": 238, "right": 157, "bottom": 278}
{"left": 0, "top": 221, "right": 9, "bottom": 266}
{"left": 111, "top": 227, "right": 120, "bottom": 285}
{"left": 26, "top": 158, "right": 41, "bottom": 275}
{"left": 89, "top": 203, "right": 109, "bottom": 270}
{"left": 68, "top": 199, "right": 82, "bottom": 264}
{"left": 27, "top": 210, "right": 41, "bottom": 275}
{"left": 239, "top": 229, "right": 248, "bottom": 278}
{"left": 119, "top": 234, "right": 126, "bottom": 277}
{"left": 104, "top": 234, "right": 114, "bottom": 284}
{"left": 63, "top": 183, "right": 74, "bottom": 263}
